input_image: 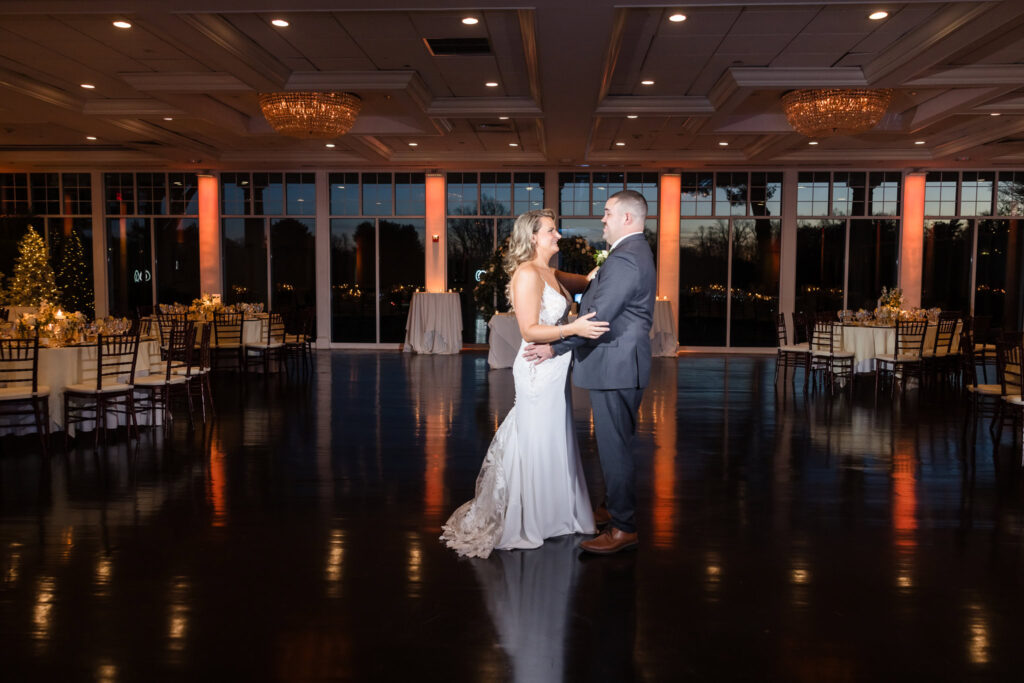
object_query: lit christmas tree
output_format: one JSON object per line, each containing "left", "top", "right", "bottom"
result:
{"left": 55, "top": 228, "right": 92, "bottom": 316}
{"left": 4, "top": 225, "right": 61, "bottom": 306}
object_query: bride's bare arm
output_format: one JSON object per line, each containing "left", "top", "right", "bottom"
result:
{"left": 554, "top": 269, "right": 590, "bottom": 295}
{"left": 512, "top": 266, "right": 608, "bottom": 343}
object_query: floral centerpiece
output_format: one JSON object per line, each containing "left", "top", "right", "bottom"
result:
{"left": 189, "top": 293, "right": 223, "bottom": 320}
{"left": 874, "top": 286, "right": 903, "bottom": 325}
{"left": 14, "top": 300, "right": 87, "bottom": 345}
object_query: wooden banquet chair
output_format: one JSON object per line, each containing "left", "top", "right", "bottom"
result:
{"left": 284, "top": 309, "right": 314, "bottom": 370}
{"left": 0, "top": 335, "right": 51, "bottom": 453}
{"left": 174, "top": 323, "right": 214, "bottom": 422}
{"left": 874, "top": 319, "right": 927, "bottom": 396}
{"left": 774, "top": 312, "right": 811, "bottom": 390}
{"left": 809, "top": 316, "right": 854, "bottom": 394}
{"left": 993, "top": 339, "right": 1023, "bottom": 445}
{"left": 63, "top": 331, "right": 140, "bottom": 448}
{"left": 133, "top": 321, "right": 194, "bottom": 431}
{"left": 211, "top": 310, "right": 245, "bottom": 371}
{"left": 244, "top": 311, "right": 285, "bottom": 373}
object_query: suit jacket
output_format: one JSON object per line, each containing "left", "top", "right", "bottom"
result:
{"left": 551, "top": 233, "right": 656, "bottom": 390}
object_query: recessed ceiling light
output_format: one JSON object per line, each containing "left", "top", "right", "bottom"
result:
{"left": 627, "top": 114, "right": 638, "bottom": 119}
{"left": 163, "top": 117, "right": 173, "bottom": 121}
{"left": 915, "top": 140, "right": 926, "bottom": 145}
{"left": 669, "top": 13, "right": 687, "bottom": 23}
{"left": 325, "top": 143, "right": 336, "bottom": 148}
{"left": 990, "top": 112, "right": 1002, "bottom": 116}
{"left": 271, "top": 19, "right": 289, "bottom": 27}
{"left": 112, "top": 20, "right": 132, "bottom": 29}
{"left": 86, "top": 136, "right": 97, "bottom": 141}
{"left": 615, "top": 141, "right": 626, "bottom": 146}
{"left": 408, "top": 142, "right": 418, "bottom": 147}
{"left": 485, "top": 81, "right": 499, "bottom": 87}
{"left": 808, "top": 141, "right": 819, "bottom": 146}
{"left": 80, "top": 83, "right": 95, "bottom": 89}
{"left": 509, "top": 143, "right": 519, "bottom": 147}
{"left": 868, "top": 11, "right": 889, "bottom": 20}
{"left": 641, "top": 79, "right": 655, "bottom": 86}
{"left": 499, "top": 116, "right": 509, "bottom": 120}
{"left": 462, "top": 17, "right": 479, "bottom": 25}
{"left": 718, "top": 141, "right": 729, "bottom": 146}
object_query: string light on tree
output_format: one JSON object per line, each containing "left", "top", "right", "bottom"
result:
{"left": 56, "top": 228, "right": 92, "bottom": 316}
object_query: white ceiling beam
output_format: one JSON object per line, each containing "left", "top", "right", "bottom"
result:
{"left": 932, "top": 115, "right": 1024, "bottom": 158}
{"left": 0, "top": 66, "right": 81, "bottom": 110}
{"left": 909, "top": 87, "right": 1014, "bottom": 132}
{"left": 83, "top": 100, "right": 185, "bottom": 117}
{"left": 863, "top": 0, "right": 1024, "bottom": 87}
{"left": 595, "top": 96, "right": 714, "bottom": 116}
{"left": 427, "top": 97, "right": 542, "bottom": 118}
{"left": 119, "top": 72, "right": 251, "bottom": 93}
{"left": 905, "top": 65, "right": 1024, "bottom": 87}
{"left": 728, "top": 67, "right": 869, "bottom": 89}
{"left": 173, "top": 12, "right": 290, "bottom": 92}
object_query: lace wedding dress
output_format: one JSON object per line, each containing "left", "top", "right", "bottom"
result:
{"left": 441, "top": 284, "right": 596, "bottom": 558}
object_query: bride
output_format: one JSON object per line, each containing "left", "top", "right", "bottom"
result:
{"left": 441, "top": 208, "right": 608, "bottom": 559}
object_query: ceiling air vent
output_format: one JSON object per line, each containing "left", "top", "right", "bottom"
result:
{"left": 425, "top": 37, "right": 492, "bottom": 56}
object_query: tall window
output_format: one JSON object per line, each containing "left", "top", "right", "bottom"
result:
{"left": 448, "top": 172, "right": 544, "bottom": 343}
{"left": 679, "top": 171, "right": 781, "bottom": 347}
{"left": 922, "top": 171, "right": 1023, "bottom": 328}
{"left": 105, "top": 172, "right": 198, "bottom": 315}
{"left": 795, "top": 171, "right": 900, "bottom": 314}
{"left": 558, "top": 171, "right": 659, "bottom": 257}
{"left": 330, "top": 172, "right": 426, "bottom": 343}
{"left": 220, "top": 172, "right": 314, "bottom": 315}
{"left": 1, "top": 172, "right": 95, "bottom": 316}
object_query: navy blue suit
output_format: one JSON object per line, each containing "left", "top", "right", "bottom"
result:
{"left": 551, "top": 233, "right": 656, "bottom": 532}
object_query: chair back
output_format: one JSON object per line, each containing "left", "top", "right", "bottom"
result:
{"left": 213, "top": 311, "right": 244, "bottom": 346}
{"left": 810, "top": 319, "right": 841, "bottom": 353}
{"left": 82, "top": 332, "right": 140, "bottom": 390}
{"left": 999, "top": 340, "right": 1023, "bottom": 397}
{"left": 155, "top": 312, "right": 188, "bottom": 348}
{"left": 895, "top": 320, "right": 928, "bottom": 358}
{"left": 792, "top": 312, "right": 810, "bottom": 345}
{"left": 266, "top": 312, "right": 286, "bottom": 345}
{"left": 165, "top": 320, "right": 196, "bottom": 380}
{"left": 932, "top": 318, "right": 959, "bottom": 355}
{"left": 196, "top": 323, "right": 213, "bottom": 371}
{"left": 775, "top": 313, "right": 788, "bottom": 347}
{"left": 0, "top": 336, "right": 40, "bottom": 393}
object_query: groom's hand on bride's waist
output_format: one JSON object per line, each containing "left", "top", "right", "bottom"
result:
{"left": 523, "top": 343, "right": 554, "bottom": 364}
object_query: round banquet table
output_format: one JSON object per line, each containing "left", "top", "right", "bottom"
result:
{"left": 1, "top": 338, "right": 161, "bottom": 435}
{"left": 403, "top": 292, "right": 462, "bottom": 355}
{"left": 839, "top": 321, "right": 960, "bottom": 373}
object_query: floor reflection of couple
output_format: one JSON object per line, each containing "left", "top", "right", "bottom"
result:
{"left": 471, "top": 535, "right": 637, "bottom": 682}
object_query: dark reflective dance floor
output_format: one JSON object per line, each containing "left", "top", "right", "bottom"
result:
{"left": 3, "top": 352, "right": 1024, "bottom": 681}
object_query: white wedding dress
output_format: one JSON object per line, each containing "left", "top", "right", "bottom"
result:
{"left": 441, "top": 284, "right": 596, "bottom": 558}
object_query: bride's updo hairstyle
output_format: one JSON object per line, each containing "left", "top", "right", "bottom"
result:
{"left": 503, "top": 208, "right": 556, "bottom": 307}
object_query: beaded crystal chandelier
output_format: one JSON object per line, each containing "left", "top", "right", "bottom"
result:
{"left": 781, "top": 88, "right": 893, "bottom": 138}
{"left": 257, "top": 91, "right": 362, "bottom": 138}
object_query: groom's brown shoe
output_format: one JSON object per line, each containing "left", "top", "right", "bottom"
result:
{"left": 593, "top": 503, "right": 611, "bottom": 527}
{"left": 579, "top": 527, "right": 638, "bottom": 555}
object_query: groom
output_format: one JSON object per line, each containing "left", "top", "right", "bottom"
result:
{"left": 525, "top": 189, "right": 656, "bottom": 554}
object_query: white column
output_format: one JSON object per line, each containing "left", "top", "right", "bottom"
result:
{"left": 899, "top": 171, "right": 926, "bottom": 309}
{"left": 89, "top": 171, "right": 108, "bottom": 318}
{"left": 424, "top": 174, "right": 446, "bottom": 292}
{"left": 197, "top": 174, "right": 221, "bottom": 296}
{"left": 658, "top": 173, "right": 681, "bottom": 331}
{"left": 315, "top": 171, "right": 331, "bottom": 347}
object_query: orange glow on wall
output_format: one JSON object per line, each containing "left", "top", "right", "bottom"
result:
{"left": 900, "top": 173, "right": 925, "bottom": 309}
{"left": 198, "top": 175, "right": 221, "bottom": 295}
{"left": 658, "top": 174, "right": 681, "bottom": 328}
{"left": 425, "top": 174, "right": 445, "bottom": 293}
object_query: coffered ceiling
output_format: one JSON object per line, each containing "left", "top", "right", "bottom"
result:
{"left": 0, "top": 0, "right": 1022, "bottom": 170}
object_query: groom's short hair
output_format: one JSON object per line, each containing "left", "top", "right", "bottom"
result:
{"left": 611, "top": 189, "right": 648, "bottom": 221}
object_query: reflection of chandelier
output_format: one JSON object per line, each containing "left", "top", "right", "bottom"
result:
{"left": 781, "top": 88, "right": 893, "bottom": 138}
{"left": 257, "top": 91, "right": 362, "bottom": 138}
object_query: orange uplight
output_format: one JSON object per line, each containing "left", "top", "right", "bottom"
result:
{"left": 900, "top": 173, "right": 925, "bottom": 308}
{"left": 198, "top": 174, "right": 221, "bottom": 295}
{"left": 658, "top": 173, "right": 681, "bottom": 334}
{"left": 425, "top": 174, "right": 445, "bottom": 292}
{"left": 208, "top": 425, "right": 228, "bottom": 527}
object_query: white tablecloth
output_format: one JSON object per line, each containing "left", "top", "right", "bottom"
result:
{"left": 1, "top": 339, "right": 160, "bottom": 435}
{"left": 403, "top": 292, "right": 462, "bottom": 355}
{"left": 839, "top": 322, "right": 960, "bottom": 373}
{"left": 651, "top": 300, "right": 678, "bottom": 357}
{"left": 487, "top": 313, "right": 522, "bottom": 369}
